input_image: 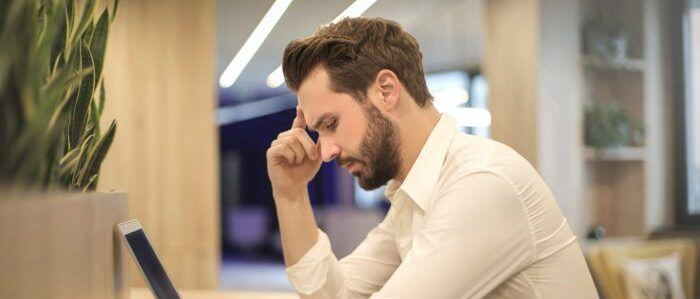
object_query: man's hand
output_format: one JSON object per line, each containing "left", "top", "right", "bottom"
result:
{"left": 266, "top": 106, "right": 323, "bottom": 198}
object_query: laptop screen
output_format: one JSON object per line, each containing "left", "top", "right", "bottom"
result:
{"left": 124, "top": 229, "right": 180, "bottom": 299}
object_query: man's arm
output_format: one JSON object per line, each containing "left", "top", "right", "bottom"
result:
{"left": 266, "top": 106, "right": 323, "bottom": 266}
{"left": 267, "top": 106, "right": 401, "bottom": 297}
{"left": 273, "top": 189, "right": 319, "bottom": 266}
{"left": 285, "top": 216, "right": 401, "bottom": 298}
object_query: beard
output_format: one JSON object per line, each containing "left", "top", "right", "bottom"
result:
{"left": 337, "top": 103, "right": 401, "bottom": 190}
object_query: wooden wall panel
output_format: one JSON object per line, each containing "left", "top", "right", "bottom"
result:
{"left": 484, "top": 0, "right": 540, "bottom": 166}
{"left": 98, "top": 0, "right": 219, "bottom": 289}
{"left": 587, "top": 163, "right": 646, "bottom": 236}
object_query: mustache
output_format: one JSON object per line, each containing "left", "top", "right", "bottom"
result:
{"left": 336, "top": 156, "right": 363, "bottom": 166}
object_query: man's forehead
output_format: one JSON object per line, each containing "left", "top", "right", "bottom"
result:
{"left": 296, "top": 97, "right": 313, "bottom": 118}
{"left": 297, "top": 68, "right": 330, "bottom": 105}
{"left": 295, "top": 66, "right": 358, "bottom": 127}
{"left": 298, "top": 98, "right": 329, "bottom": 130}
{"left": 297, "top": 81, "right": 334, "bottom": 126}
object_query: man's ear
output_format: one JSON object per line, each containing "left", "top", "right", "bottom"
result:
{"left": 374, "top": 69, "right": 400, "bottom": 111}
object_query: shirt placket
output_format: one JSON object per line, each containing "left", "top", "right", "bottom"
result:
{"left": 411, "top": 205, "right": 424, "bottom": 243}
{"left": 393, "top": 191, "right": 414, "bottom": 260}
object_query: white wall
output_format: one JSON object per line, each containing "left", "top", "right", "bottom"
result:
{"left": 537, "top": 0, "right": 588, "bottom": 239}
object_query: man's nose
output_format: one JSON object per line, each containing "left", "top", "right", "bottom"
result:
{"left": 318, "top": 138, "right": 340, "bottom": 162}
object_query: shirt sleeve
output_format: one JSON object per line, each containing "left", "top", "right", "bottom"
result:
{"left": 371, "top": 171, "right": 536, "bottom": 298}
{"left": 286, "top": 216, "right": 402, "bottom": 298}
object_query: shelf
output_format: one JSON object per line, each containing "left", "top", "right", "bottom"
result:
{"left": 580, "top": 55, "right": 645, "bottom": 72}
{"left": 584, "top": 146, "right": 645, "bottom": 162}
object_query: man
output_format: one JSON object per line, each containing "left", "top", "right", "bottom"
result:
{"left": 266, "top": 17, "right": 598, "bottom": 298}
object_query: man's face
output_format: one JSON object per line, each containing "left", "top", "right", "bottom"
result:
{"left": 298, "top": 67, "right": 401, "bottom": 190}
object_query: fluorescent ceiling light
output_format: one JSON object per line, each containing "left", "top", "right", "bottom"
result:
{"left": 266, "top": 0, "right": 379, "bottom": 88}
{"left": 331, "top": 0, "right": 379, "bottom": 23}
{"left": 433, "top": 86, "right": 469, "bottom": 111}
{"left": 266, "top": 65, "right": 285, "bottom": 88}
{"left": 219, "top": 0, "right": 293, "bottom": 88}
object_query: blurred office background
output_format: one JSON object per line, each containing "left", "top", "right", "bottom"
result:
{"left": 97, "top": 0, "right": 700, "bottom": 297}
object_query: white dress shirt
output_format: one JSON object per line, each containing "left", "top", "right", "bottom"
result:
{"left": 286, "top": 115, "right": 599, "bottom": 298}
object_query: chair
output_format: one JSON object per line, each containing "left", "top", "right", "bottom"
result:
{"left": 587, "top": 238, "right": 696, "bottom": 299}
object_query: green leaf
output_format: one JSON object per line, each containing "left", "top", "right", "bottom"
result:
{"left": 46, "top": 136, "right": 67, "bottom": 191}
{"left": 90, "top": 8, "right": 109, "bottom": 81}
{"left": 62, "top": 0, "right": 77, "bottom": 61}
{"left": 112, "top": 0, "right": 119, "bottom": 22}
{"left": 50, "top": 2, "right": 69, "bottom": 72}
{"left": 79, "top": 120, "right": 115, "bottom": 187}
{"left": 12, "top": 114, "right": 68, "bottom": 188}
{"left": 83, "top": 19, "right": 95, "bottom": 44}
{"left": 43, "top": 53, "right": 90, "bottom": 110}
{"left": 82, "top": 174, "right": 98, "bottom": 192}
{"left": 66, "top": 0, "right": 75, "bottom": 27}
{"left": 98, "top": 79, "right": 105, "bottom": 115}
{"left": 73, "top": 0, "right": 96, "bottom": 44}
{"left": 69, "top": 41, "right": 95, "bottom": 149}
{"left": 89, "top": 95, "right": 101, "bottom": 137}
{"left": 82, "top": 122, "right": 97, "bottom": 144}
{"left": 58, "top": 146, "right": 81, "bottom": 176}
{"left": 6, "top": 50, "right": 81, "bottom": 176}
{"left": 70, "top": 132, "right": 95, "bottom": 188}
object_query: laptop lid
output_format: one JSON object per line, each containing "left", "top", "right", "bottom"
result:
{"left": 117, "top": 219, "right": 180, "bottom": 299}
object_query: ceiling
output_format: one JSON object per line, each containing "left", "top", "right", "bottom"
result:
{"left": 216, "top": 0, "right": 484, "bottom": 100}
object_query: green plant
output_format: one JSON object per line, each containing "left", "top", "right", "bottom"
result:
{"left": 584, "top": 102, "right": 644, "bottom": 149}
{"left": 0, "top": 0, "right": 119, "bottom": 192}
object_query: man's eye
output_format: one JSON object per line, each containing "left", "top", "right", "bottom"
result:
{"left": 326, "top": 119, "right": 338, "bottom": 131}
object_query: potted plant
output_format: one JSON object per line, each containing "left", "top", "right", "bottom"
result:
{"left": 584, "top": 102, "right": 644, "bottom": 150}
{"left": 0, "top": 0, "right": 127, "bottom": 298}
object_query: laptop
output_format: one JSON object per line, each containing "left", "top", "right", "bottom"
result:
{"left": 117, "top": 219, "right": 181, "bottom": 299}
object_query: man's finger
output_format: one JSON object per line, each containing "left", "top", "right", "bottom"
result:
{"left": 291, "top": 105, "right": 307, "bottom": 129}
{"left": 271, "top": 143, "right": 295, "bottom": 164}
{"left": 278, "top": 127, "right": 304, "bottom": 139}
{"left": 284, "top": 137, "right": 305, "bottom": 164}
{"left": 293, "top": 131, "right": 318, "bottom": 160}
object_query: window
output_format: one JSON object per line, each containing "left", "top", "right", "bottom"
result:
{"left": 676, "top": 0, "right": 700, "bottom": 226}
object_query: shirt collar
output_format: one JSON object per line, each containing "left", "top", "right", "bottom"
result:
{"left": 384, "top": 114, "right": 457, "bottom": 210}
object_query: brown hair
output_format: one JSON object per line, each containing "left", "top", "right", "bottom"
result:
{"left": 282, "top": 17, "right": 432, "bottom": 107}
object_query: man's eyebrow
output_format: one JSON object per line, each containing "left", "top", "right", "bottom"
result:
{"left": 310, "top": 113, "right": 332, "bottom": 131}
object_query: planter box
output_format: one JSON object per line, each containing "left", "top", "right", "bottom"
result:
{"left": 0, "top": 192, "right": 129, "bottom": 299}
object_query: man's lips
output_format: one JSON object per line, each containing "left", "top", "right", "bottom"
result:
{"left": 343, "top": 161, "right": 358, "bottom": 173}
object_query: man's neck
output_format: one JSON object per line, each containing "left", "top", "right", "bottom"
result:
{"left": 394, "top": 104, "right": 441, "bottom": 183}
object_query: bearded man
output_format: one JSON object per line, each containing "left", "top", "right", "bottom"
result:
{"left": 266, "top": 17, "right": 598, "bottom": 299}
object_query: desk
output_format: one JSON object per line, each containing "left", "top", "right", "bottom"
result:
{"left": 131, "top": 288, "right": 298, "bottom": 299}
